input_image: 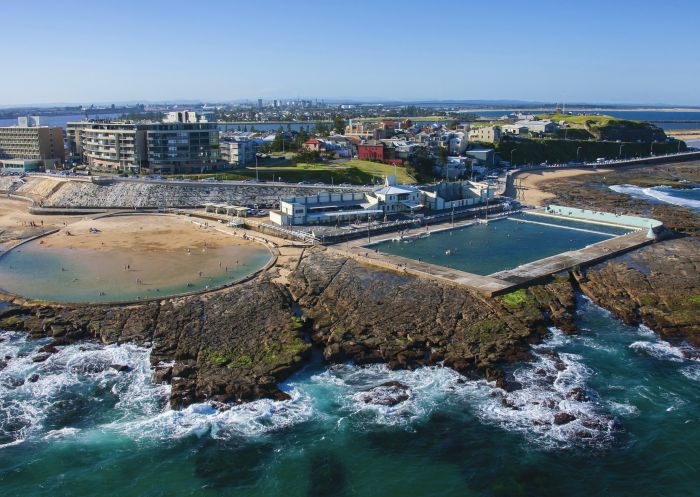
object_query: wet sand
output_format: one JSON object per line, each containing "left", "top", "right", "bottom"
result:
{"left": 39, "top": 214, "right": 252, "bottom": 252}
{"left": 513, "top": 168, "right": 611, "bottom": 206}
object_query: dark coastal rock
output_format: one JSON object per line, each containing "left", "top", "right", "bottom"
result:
{"left": 288, "top": 248, "right": 572, "bottom": 382}
{"left": 0, "top": 245, "right": 577, "bottom": 409}
{"left": 567, "top": 387, "right": 589, "bottom": 402}
{"left": 110, "top": 364, "right": 131, "bottom": 373}
{"left": 553, "top": 412, "right": 577, "bottom": 425}
{"left": 27, "top": 373, "right": 40, "bottom": 383}
{"left": 32, "top": 353, "right": 50, "bottom": 363}
{"left": 358, "top": 381, "right": 411, "bottom": 406}
{"left": 0, "top": 360, "right": 6, "bottom": 371}
{"left": 574, "top": 238, "right": 700, "bottom": 346}
{"left": 0, "top": 273, "right": 309, "bottom": 410}
{"left": 38, "top": 343, "right": 59, "bottom": 354}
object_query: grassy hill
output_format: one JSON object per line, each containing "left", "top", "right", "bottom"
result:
{"left": 496, "top": 136, "right": 686, "bottom": 165}
{"left": 541, "top": 113, "right": 667, "bottom": 142}
{"left": 169, "top": 159, "right": 416, "bottom": 185}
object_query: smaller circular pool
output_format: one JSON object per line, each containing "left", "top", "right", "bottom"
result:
{"left": 0, "top": 215, "right": 272, "bottom": 303}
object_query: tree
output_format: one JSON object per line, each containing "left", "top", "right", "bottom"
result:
{"left": 314, "top": 123, "right": 331, "bottom": 137}
{"left": 405, "top": 148, "right": 438, "bottom": 183}
{"left": 333, "top": 115, "right": 346, "bottom": 134}
{"left": 438, "top": 146, "right": 448, "bottom": 166}
{"left": 271, "top": 133, "right": 284, "bottom": 152}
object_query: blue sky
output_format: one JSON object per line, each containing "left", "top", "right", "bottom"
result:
{"left": 2, "top": 0, "right": 699, "bottom": 106}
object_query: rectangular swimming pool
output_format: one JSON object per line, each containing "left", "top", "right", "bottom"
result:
{"left": 368, "top": 213, "right": 633, "bottom": 276}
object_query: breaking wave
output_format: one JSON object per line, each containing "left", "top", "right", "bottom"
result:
{"left": 609, "top": 184, "right": 700, "bottom": 211}
{"left": 0, "top": 327, "right": 622, "bottom": 451}
{"left": 0, "top": 331, "right": 167, "bottom": 448}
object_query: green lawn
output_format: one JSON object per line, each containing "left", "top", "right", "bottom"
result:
{"left": 338, "top": 160, "right": 416, "bottom": 183}
{"left": 537, "top": 113, "right": 617, "bottom": 126}
{"left": 163, "top": 159, "right": 416, "bottom": 186}
{"left": 242, "top": 159, "right": 416, "bottom": 184}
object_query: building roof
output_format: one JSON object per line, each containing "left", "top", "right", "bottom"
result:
{"left": 515, "top": 120, "right": 554, "bottom": 126}
{"left": 373, "top": 185, "right": 418, "bottom": 195}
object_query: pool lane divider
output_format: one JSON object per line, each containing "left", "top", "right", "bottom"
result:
{"left": 505, "top": 217, "right": 619, "bottom": 237}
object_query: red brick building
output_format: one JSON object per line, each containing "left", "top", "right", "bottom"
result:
{"left": 357, "top": 141, "right": 385, "bottom": 162}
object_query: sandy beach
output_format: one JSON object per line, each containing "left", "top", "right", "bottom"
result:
{"left": 39, "top": 214, "right": 252, "bottom": 252}
{"left": 511, "top": 168, "right": 611, "bottom": 206}
{"left": 666, "top": 129, "right": 700, "bottom": 141}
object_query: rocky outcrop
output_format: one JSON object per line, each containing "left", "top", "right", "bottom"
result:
{"left": 574, "top": 238, "right": 700, "bottom": 346}
{"left": 288, "top": 248, "right": 576, "bottom": 387}
{"left": 0, "top": 274, "right": 310, "bottom": 408}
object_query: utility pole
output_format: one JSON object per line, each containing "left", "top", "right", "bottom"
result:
{"left": 255, "top": 152, "right": 259, "bottom": 182}
{"left": 576, "top": 146, "right": 582, "bottom": 163}
{"left": 510, "top": 148, "right": 517, "bottom": 167}
{"left": 367, "top": 213, "right": 371, "bottom": 243}
{"left": 619, "top": 143, "right": 624, "bottom": 158}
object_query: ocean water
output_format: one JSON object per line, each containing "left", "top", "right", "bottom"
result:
{"left": 610, "top": 184, "right": 700, "bottom": 212}
{"left": 370, "top": 213, "right": 631, "bottom": 276}
{"left": 1, "top": 295, "right": 699, "bottom": 496}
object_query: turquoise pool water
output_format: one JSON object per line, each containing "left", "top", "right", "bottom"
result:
{"left": 1, "top": 296, "right": 699, "bottom": 496}
{"left": 370, "top": 213, "right": 632, "bottom": 276}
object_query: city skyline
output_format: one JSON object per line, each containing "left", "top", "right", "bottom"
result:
{"left": 2, "top": 0, "right": 699, "bottom": 106}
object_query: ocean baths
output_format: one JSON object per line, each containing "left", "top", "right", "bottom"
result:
{"left": 351, "top": 205, "right": 661, "bottom": 294}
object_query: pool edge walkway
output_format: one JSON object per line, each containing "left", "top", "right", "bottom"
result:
{"left": 329, "top": 230, "right": 655, "bottom": 297}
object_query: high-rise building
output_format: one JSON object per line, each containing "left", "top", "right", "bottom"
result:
{"left": 257, "top": 98, "right": 263, "bottom": 110}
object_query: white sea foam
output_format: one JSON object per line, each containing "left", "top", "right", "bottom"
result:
{"left": 628, "top": 336, "right": 700, "bottom": 363}
{"left": 681, "top": 365, "right": 700, "bottom": 382}
{"left": 0, "top": 331, "right": 164, "bottom": 448}
{"left": 609, "top": 184, "right": 700, "bottom": 210}
{"left": 309, "top": 363, "right": 466, "bottom": 430}
{"left": 113, "top": 388, "right": 316, "bottom": 441}
{"left": 462, "top": 330, "right": 617, "bottom": 449}
{"left": 0, "top": 327, "right": 619, "bottom": 450}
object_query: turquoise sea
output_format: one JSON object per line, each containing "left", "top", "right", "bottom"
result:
{"left": 1, "top": 295, "right": 699, "bottom": 496}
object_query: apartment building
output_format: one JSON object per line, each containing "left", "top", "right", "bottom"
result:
{"left": 0, "top": 120, "right": 64, "bottom": 172}
{"left": 219, "top": 139, "right": 255, "bottom": 166}
{"left": 66, "top": 121, "right": 148, "bottom": 172}
{"left": 67, "top": 117, "right": 220, "bottom": 174}
{"left": 467, "top": 125, "right": 502, "bottom": 144}
{"left": 146, "top": 122, "right": 220, "bottom": 174}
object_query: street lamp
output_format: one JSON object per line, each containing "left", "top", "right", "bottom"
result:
{"left": 510, "top": 148, "right": 517, "bottom": 166}
{"left": 619, "top": 144, "right": 624, "bottom": 159}
{"left": 576, "top": 146, "right": 582, "bottom": 162}
{"left": 255, "top": 152, "right": 259, "bottom": 182}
